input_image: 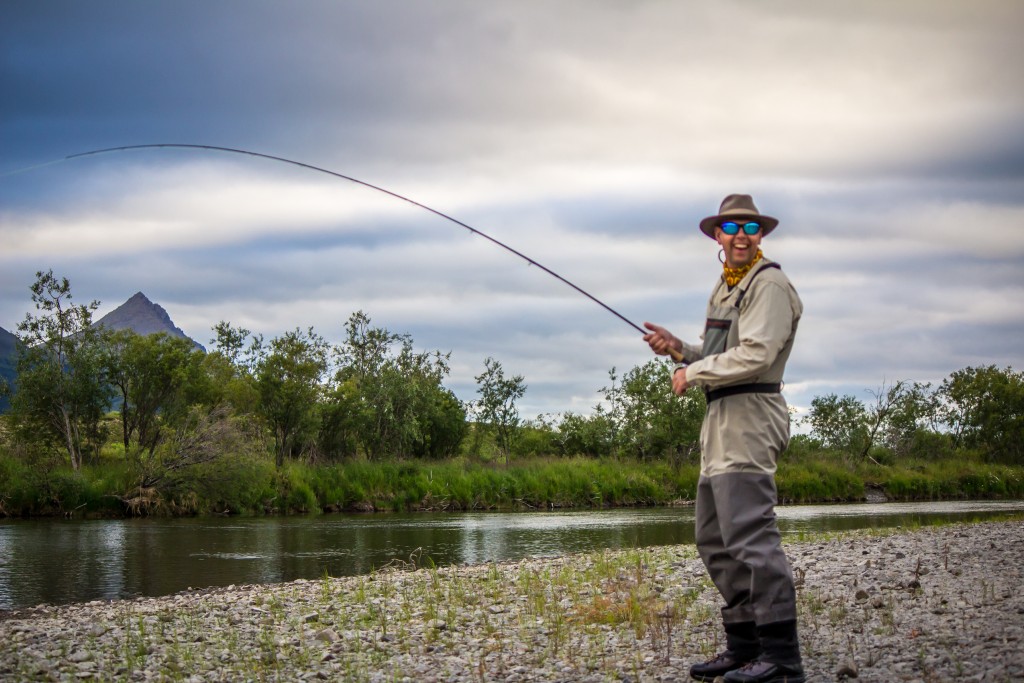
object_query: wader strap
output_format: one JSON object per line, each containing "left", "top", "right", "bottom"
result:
{"left": 705, "top": 383, "right": 781, "bottom": 403}
{"left": 734, "top": 262, "right": 781, "bottom": 308}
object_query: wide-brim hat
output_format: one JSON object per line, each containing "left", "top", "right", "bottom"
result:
{"left": 699, "top": 194, "right": 779, "bottom": 239}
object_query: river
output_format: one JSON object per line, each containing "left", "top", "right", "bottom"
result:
{"left": 2, "top": 500, "right": 1023, "bottom": 610}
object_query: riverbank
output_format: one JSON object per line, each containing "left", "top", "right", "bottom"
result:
{"left": 2, "top": 519, "right": 1023, "bottom": 682}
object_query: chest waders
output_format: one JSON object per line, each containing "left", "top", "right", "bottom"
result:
{"left": 700, "top": 262, "right": 783, "bottom": 403}
{"left": 693, "top": 261, "right": 803, "bottom": 670}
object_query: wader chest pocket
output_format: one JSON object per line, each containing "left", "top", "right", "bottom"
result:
{"left": 702, "top": 318, "right": 732, "bottom": 356}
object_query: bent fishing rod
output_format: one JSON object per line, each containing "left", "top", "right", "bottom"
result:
{"left": 10, "top": 143, "right": 684, "bottom": 362}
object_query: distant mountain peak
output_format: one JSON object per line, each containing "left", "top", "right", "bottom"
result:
{"left": 95, "top": 293, "right": 205, "bottom": 351}
{"left": 0, "top": 325, "right": 19, "bottom": 412}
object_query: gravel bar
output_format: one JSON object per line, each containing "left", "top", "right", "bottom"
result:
{"left": 2, "top": 519, "right": 1022, "bottom": 682}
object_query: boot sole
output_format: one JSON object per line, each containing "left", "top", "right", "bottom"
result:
{"left": 691, "top": 667, "right": 746, "bottom": 682}
{"left": 691, "top": 667, "right": 751, "bottom": 682}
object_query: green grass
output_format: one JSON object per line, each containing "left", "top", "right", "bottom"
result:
{"left": 777, "top": 461, "right": 865, "bottom": 503}
{"left": 297, "top": 457, "right": 698, "bottom": 512}
{"left": 1, "top": 447, "right": 1022, "bottom": 518}
{"left": 876, "top": 459, "right": 1024, "bottom": 500}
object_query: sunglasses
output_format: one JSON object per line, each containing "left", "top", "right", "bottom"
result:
{"left": 719, "top": 221, "right": 762, "bottom": 236}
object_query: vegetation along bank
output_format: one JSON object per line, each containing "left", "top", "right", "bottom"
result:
{"left": 1, "top": 272, "right": 1022, "bottom": 518}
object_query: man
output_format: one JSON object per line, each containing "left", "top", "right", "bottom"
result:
{"left": 643, "top": 194, "right": 804, "bottom": 683}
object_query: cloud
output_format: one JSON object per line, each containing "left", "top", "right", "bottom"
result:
{"left": 2, "top": 0, "right": 1023, "bottom": 420}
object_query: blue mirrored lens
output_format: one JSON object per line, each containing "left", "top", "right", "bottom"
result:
{"left": 719, "top": 221, "right": 760, "bottom": 235}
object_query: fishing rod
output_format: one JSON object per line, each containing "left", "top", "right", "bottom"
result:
{"left": 13, "top": 144, "right": 684, "bottom": 361}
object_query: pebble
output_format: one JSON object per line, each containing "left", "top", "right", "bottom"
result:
{"left": 837, "top": 660, "right": 859, "bottom": 678}
{"left": 1, "top": 520, "right": 1022, "bottom": 681}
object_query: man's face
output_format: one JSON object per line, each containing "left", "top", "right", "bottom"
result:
{"left": 715, "top": 219, "right": 763, "bottom": 269}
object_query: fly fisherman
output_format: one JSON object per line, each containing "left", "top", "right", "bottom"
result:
{"left": 643, "top": 194, "right": 804, "bottom": 683}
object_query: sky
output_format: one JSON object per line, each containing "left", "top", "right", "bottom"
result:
{"left": 2, "top": 0, "right": 1023, "bottom": 424}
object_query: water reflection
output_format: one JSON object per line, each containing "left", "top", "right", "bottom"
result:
{"left": 1, "top": 500, "right": 1022, "bottom": 609}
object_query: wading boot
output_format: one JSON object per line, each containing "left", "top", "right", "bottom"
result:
{"left": 723, "top": 620, "right": 804, "bottom": 683}
{"left": 689, "top": 621, "right": 759, "bottom": 681}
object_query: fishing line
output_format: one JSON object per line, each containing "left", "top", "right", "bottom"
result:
{"left": 8, "top": 144, "right": 680, "bottom": 358}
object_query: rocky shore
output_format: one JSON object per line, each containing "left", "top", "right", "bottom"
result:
{"left": 2, "top": 519, "right": 1022, "bottom": 682}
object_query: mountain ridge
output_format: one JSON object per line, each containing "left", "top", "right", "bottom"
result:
{"left": 0, "top": 293, "right": 204, "bottom": 413}
{"left": 94, "top": 292, "right": 206, "bottom": 351}
{"left": 0, "top": 325, "right": 17, "bottom": 411}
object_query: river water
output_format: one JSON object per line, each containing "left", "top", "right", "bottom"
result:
{"left": 2, "top": 500, "right": 1023, "bottom": 610}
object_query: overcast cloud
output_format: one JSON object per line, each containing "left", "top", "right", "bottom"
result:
{"left": 2, "top": 0, "right": 1023, "bottom": 421}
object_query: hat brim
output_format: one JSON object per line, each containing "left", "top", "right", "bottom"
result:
{"left": 699, "top": 213, "right": 779, "bottom": 239}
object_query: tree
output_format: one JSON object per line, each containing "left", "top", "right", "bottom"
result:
{"left": 326, "top": 311, "right": 465, "bottom": 460}
{"left": 102, "top": 330, "right": 205, "bottom": 455}
{"left": 6, "top": 271, "right": 112, "bottom": 470}
{"left": 803, "top": 393, "right": 868, "bottom": 457}
{"left": 552, "top": 369, "right": 633, "bottom": 458}
{"left": 863, "top": 380, "right": 940, "bottom": 459}
{"left": 210, "top": 321, "right": 263, "bottom": 372}
{"left": 938, "top": 365, "right": 1024, "bottom": 463}
{"left": 129, "top": 404, "right": 244, "bottom": 490}
{"left": 255, "top": 327, "right": 329, "bottom": 467}
{"left": 554, "top": 408, "right": 616, "bottom": 457}
{"left": 204, "top": 321, "right": 262, "bottom": 415}
{"left": 474, "top": 357, "right": 526, "bottom": 465}
{"left": 411, "top": 385, "right": 468, "bottom": 460}
{"left": 607, "top": 358, "right": 704, "bottom": 461}
{"left": 317, "top": 378, "right": 362, "bottom": 460}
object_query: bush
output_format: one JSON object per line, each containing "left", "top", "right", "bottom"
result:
{"left": 180, "top": 453, "right": 276, "bottom": 514}
{"left": 80, "top": 461, "right": 133, "bottom": 515}
{"left": 38, "top": 469, "right": 87, "bottom": 513}
{"left": 0, "top": 453, "right": 34, "bottom": 516}
{"left": 514, "top": 424, "right": 558, "bottom": 458}
{"left": 907, "top": 430, "right": 956, "bottom": 461}
{"left": 275, "top": 464, "right": 321, "bottom": 514}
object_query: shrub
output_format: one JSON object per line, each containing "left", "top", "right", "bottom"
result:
{"left": 0, "top": 453, "right": 34, "bottom": 516}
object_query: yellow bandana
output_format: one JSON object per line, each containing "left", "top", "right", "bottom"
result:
{"left": 722, "top": 249, "right": 764, "bottom": 287}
